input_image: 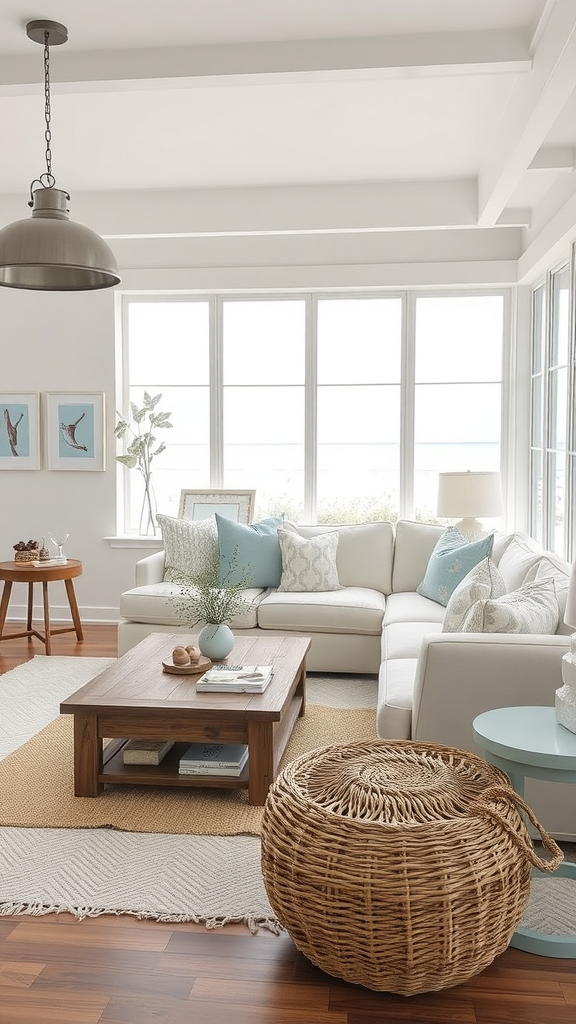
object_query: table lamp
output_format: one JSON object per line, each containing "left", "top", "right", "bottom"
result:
{"left": 436, "top": 471, "right": 504, "bottom": 540}
{"left": 556, "top": 561, "right": 576, "bottom": 734}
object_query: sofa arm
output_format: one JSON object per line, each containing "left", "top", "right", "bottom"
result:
{"left": 412, "top": 632, "right": 570, "bottom": 754}
{"left": 135, "top": 549, "right": 166, "bottom": 586}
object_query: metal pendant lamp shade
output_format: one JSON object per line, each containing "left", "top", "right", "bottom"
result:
{"left": 0, "top": 188, "right": 120, "bottom": 291}
{"left": 0, "top": 20, "right": 120, "bottom": 292}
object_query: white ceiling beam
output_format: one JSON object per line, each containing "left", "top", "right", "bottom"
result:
{"left": 528, "top": 146, "right": 574, "bottom": 172}
{"left": 0, "top": 30, "right": 531, "bottom": 96}
{"left": 478, "top": 0, "right": 576, "bottom": 227}
{"left": 497, "top": 208, "right": 531, "bottom": 227}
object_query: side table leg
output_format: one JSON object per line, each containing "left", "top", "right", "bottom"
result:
{"left": 26, "top": 582, "right": 34, "bottom": 632}
{"left": 0, "top": 581, "right": 12, "bottom": 639}
{"left": 64, "top": 578, "right": 84, "bottom": 641}
{"left": 42, "top": 580, "right": 51, "bottom": 655}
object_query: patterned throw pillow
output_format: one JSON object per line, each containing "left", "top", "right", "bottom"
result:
{"left": 157, "top": 514, "right": 218, "bottom": 583}
{"left": 416, "top": 527, "right": 495, "bottom": 606}
{"left": 442, "top": 557, "right": 506, "bottom": 632}
{"left": 277, "top": 529, "right": 343, "bottom": 593}
{"left": 460, "top": 576, "right": 559, "bottom": 634}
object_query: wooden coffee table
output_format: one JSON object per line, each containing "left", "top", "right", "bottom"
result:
{"left": 60, "top": 631, "right": 311, "bottom": 805}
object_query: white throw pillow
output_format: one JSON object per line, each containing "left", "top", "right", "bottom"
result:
{"left": 460, "top": 576, "right": 559, "bottom": 635}
{"left": 277, "top": 529, "right": 343, "bottom": 592}
{"left": 442, "top": 557, "right": 506, "bottom": 633}
{"left": 157, "top": 514, "right": 218, "bottom": 583}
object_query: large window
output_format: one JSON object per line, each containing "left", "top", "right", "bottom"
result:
{"left": 118, "top": 291, "right": 506, "bottom": 532}
{"left": 530, "top": 261, "right": 574, "bottom": 558}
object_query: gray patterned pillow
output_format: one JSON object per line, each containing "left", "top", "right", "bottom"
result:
{"left": 460, "top": 576, "right": 559, "bottom": 634}
{"left": 277, "top": 529, "right": 343, "bottom": 592}
{"left": 157, "top": 514, "right": 218, "bottom": 583}
{"left": 442, "top": 557, "right": 506, "bottom": 632}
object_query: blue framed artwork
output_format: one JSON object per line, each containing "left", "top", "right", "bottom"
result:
{"left": 0, "top": 392, "right": 41, "bottom": 469}
{"left": 46, "top": 392, "right": 105, "bottom": 471}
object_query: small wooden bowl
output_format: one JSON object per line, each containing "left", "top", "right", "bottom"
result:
{"left": 161, "top": 654, "right": 212, "bottom": 675}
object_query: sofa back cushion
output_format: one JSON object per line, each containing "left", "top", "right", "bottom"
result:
{"left": 523, "top": 554, "right": 572, "bottom": 635}
{"left": 392, "top": 520, "right": 444, "bottom": 593}
{"left": 493, "top": 532, "right": 543, "bottom": 592}
{"left": 283, "top": 521, "right": 394, "bottom": 593}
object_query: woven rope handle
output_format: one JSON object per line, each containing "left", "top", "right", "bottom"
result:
{"left": 471, "top": 785, "right": 564, "bottom": 873}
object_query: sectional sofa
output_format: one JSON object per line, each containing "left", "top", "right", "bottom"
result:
{"left": 118, "top": 516, "right": 574, "bottom": 837}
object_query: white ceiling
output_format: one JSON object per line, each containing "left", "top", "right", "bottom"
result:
{"left": 0, "top": 0, "right": 575, "bottom": 282}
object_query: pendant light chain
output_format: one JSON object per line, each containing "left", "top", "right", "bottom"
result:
{"left": 42, "top": 31, "right": 55, "bottom": 187}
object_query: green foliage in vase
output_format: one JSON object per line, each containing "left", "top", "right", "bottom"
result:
{"left": 171, "top": 551, "right": 255, "bottom": 626}
{"left": 114, "top": 391, "right": 173, "bottom": 477}
{"left": 115, "top": 392, "right": 173, "bottom": 534}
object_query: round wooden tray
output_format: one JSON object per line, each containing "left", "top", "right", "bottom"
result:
{"left": 161, "top": 655, "right": 212, "bottom": 675}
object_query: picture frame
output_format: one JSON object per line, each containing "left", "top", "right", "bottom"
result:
{"left": 45, "top": 392, "right": 106, "bottom": 471}
{"left": 0, "top": 392, "right": 41, "bottom": 470}
{"left": 178, "top": 489, "right": 256, "bottom": 524}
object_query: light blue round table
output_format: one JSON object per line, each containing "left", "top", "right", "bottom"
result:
{"left": 473, "top": 705, "right": 576, "bottom": 958}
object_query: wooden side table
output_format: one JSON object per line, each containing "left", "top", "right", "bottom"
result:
{"left": 0, "top": 558, "right": 84, "bottom": 655}
{"left": 473, "top": 705, "right": 576, "bottom": 958}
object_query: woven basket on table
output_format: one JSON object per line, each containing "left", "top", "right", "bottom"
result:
{"left": 261, "top": 739, "right": 563, "bottom": 996}
{"left": 14, "top": 550, "right": 37, "bottom": 563}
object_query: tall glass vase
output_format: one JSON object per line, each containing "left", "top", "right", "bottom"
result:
{"left": 139, "top": 476, "right": 157, "bottom": 536}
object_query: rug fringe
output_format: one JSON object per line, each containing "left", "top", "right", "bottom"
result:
{"left": 0, "top": 900, "right": 282, "bottom": 934}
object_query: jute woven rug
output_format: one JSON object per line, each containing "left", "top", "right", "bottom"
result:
{"left": 0, "top": 703, "right": 376, "bottom": 835}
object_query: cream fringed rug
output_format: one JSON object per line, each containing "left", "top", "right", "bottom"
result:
{"left": 0, "top": 704, "right": 376, "bottom": 835}
{"left": 0, "top": 656, "right": 378, "bottom": 929}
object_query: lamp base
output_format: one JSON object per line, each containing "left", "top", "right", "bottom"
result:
{"left": 452, "top": 517, "right": 487, "bottom": 541}
{"left": 555, "top": 652, "right": 576, "bottom": 734}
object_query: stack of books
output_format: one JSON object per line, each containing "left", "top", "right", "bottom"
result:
{"left": 196, "top": 664, "right": 274, "bottom": 693}
{"left": 123, "top": 739, "right": 174, "bottom": 765}
{"left": 178, "top": 742, "right": 249, "bottom": 776}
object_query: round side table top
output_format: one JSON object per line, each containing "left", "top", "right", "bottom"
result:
{"left": 473, "top": 706, "right": 576, "bottom": 771}
{"left": 0, "top": 558, "right": 83, "bottom": 583}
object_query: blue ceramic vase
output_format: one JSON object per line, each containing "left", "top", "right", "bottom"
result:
{"left": 197, "top": 623, "right": 235, "bottom": 661}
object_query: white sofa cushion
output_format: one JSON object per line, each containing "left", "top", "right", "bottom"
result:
{"left": 382, "top": 620, "right": 443, "bottom": 661}
{"left": 119, "top": 582, "right": 265, "bottom": 628}
{"left": 495, "top": 531, "right": 542, "bottom": 591}
{"left": 383, "top": 591, "right": 445, "bottom": 626}
{"left": 257, "top": 587, "right": 385, "bottom": 634}
{"left": 392, "top": 520, "right": 443, "bottom": 593}
{"left": 283, "top": 521, "right": 394, "bottom": 593}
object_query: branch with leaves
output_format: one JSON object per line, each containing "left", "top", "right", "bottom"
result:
{"left": 170, "top": 551, "right": 255, "bottom": 626}
{"left": 115, "top": 391, "right": 173, "bottom": 534}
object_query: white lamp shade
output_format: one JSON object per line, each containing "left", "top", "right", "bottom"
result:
{"left": 437, "top": 471, "right": 504, "bottom": 518}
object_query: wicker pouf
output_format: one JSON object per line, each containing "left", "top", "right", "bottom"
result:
{"left": 261, "top": 739, "right": 563, "bottom": 995}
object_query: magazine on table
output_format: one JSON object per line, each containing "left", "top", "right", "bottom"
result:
{"left": 178, "top": 742, "right": 249, "bottom": 775}
{"left": 196, "top": 664, "right": 273, "bottom": 693}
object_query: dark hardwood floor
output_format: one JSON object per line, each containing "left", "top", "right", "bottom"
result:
{"left": 1, "top": 625, "right": 575, "bottom": 1022}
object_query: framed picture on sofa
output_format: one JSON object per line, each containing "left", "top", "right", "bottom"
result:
{"left": 0, "top": 392, "right": 41, "bottom": 469}
{"left": 178, "top": 489, "right": 255, "bottom": 524}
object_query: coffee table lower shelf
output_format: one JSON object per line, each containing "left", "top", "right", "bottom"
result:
{"left": 101, "top": 739, "right": 249, "bottom": 790}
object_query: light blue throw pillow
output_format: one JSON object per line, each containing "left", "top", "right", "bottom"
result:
{"left": 216, "top": 513, "right": 285, "bottom": 588}
{"left": 416, "top": 527, "right": 495, "bottom": 606}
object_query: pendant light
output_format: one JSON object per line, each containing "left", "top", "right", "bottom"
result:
{"left": 0, "top": 20, "right": 120, "bottom": 291}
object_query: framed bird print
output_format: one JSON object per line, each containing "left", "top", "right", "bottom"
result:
{"left": 45, "top": 392, "right": 106, "bottom": 471}
{"left": 0, "top": 392, "right": 41, "bottom": 469}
